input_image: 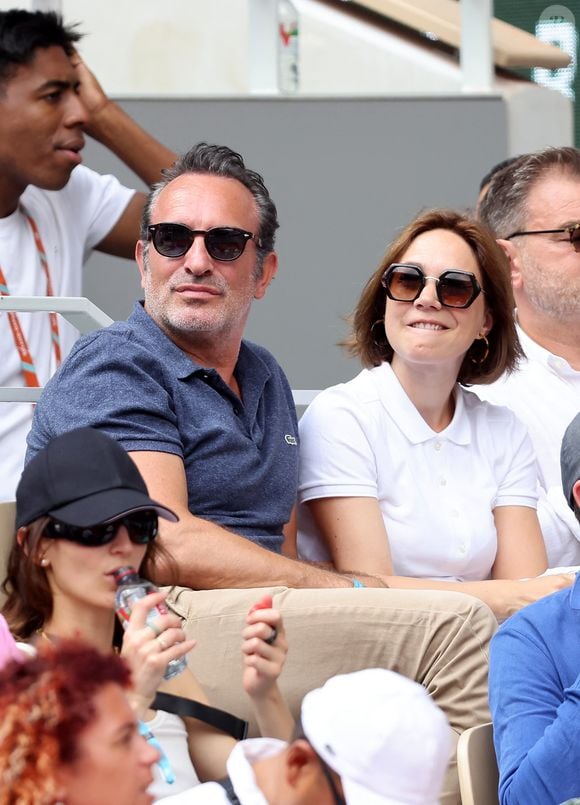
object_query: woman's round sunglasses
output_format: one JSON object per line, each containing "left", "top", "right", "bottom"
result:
{"left": 44, "top": 511, "right": 159, "bottom": 548}
{"left": 147, "top": 223, "right": 262, "bottom": 262}
{"left": 381, "top": 263, "right": 484, "bottom": 309}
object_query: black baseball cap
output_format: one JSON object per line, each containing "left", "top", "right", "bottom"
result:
{"left": 561, "top": 412, "right": 580, "bottom": 511}
{"left": 16, "top": 428, "right": 178, "bottom": 528}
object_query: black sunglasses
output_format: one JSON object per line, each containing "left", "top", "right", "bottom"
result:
{"left": 506, "top": 223, "right": 580, "bottom": 252}
{"left": 147, "top": 223, "right": 261, "bottom": 261}
{"left": 381, "top": 263, "right": 484, "bottom": 309}
{"left": 44, "top": 511, "right": 159, "bottom": 547}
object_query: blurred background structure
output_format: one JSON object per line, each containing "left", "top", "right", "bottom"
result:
{"left": 7, "top": 0, "right": 577, "bottom": 390}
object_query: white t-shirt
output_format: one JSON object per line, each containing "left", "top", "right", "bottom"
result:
{"left": 0, "top": 166, "right": 134, "bottom": 501}
{"left": 297, "top": 362, "right": 538, "bottom": 582}
{"left": 474, "top": 324, "right": 580, "bottom": 567}
{"left": 147, "top": 708, "right": 200, "bottom": 800}
{"left": 157, "top": 738, "right": 285, "bottom": 804}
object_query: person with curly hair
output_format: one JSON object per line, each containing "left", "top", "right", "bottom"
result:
{"left": 0, "top": 639, "right": 159, "bottom": 805}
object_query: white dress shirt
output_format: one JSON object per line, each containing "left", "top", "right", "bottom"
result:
{"left": 475, "top": 324, "right": 580, "bottom": 566}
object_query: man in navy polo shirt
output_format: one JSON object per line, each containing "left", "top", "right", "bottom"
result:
{"left": 27, "top": 143, "right": 495, "bottom": 804}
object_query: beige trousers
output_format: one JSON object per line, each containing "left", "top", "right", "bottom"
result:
{"left": 168, "top": 586, "right": 496, "bottom": 804}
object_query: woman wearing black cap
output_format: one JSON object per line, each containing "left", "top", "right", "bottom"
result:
{"left": 1, "top": 427, "right": 292, "bottom": 800}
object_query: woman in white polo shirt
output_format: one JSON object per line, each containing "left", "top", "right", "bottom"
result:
{"left": 297, "top": 209, "right": 572, "bottom": 621}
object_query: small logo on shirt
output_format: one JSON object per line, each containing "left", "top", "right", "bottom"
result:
{"left": 285, "top": 434, "right": 298, "bottom": 446}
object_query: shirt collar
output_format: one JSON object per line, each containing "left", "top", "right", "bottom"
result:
{"left": 227, "top": 738, "right": 287, "bottom": 805}
{"left": 373, "top": 363, "right": 471, "bottom": 445}
{"left": 569, "top": 572, "right": 580, "bottom": 610}
{"left": 515, "top": 320, "right": 575, "bottom": 374}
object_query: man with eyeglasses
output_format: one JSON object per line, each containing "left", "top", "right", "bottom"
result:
{"left": 477, "top": 146, "right": 580, "bottom": 568}
{"left": 160, "top": 669, "right": 451, "bottom": 805}
{"left": 0, "top": 8, "right": 176, "bottom": 503}
{"left": 26, "top": 142, "right": 495, "bottom": 804}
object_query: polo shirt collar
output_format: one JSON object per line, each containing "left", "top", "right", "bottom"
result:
{"left": 374, "top": 362, "right": 471, "bottom": 446}
{"left": 129, "top": 303, "right": 273, "bottom": 408}
{"left": 130, "top": 301, "right": 207, "bottom": 378}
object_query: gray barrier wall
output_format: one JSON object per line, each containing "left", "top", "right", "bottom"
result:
{"left": 83, "top": 95, "right": 507, "bottom": 390}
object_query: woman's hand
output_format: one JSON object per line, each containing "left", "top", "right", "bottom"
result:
{"left": 242, "top": 595, "right": 288, "bottom": 700}
{"left": 487, "top": 574, "right": 575, "bottom": 622}
{"left": 120, "top": 592, "right": 196, "bottom": 717}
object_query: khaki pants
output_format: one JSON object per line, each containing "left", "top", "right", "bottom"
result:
{"left": 168, "top": 586, "right": 496, "bottom": 804}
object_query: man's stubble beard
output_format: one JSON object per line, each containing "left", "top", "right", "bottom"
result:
{"left": 521, "top": 248, "right": 580, "bottom": 321}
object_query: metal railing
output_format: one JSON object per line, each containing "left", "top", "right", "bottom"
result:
{"left": 0, "top": 296, "right": 113, "bottom": 403}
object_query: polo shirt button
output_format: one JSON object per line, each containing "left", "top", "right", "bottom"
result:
{"left": 434, "top": 442, "right": 442, "bottom": 451}
{"left": 459, "top": 543, "right": 466, "bottom": 553}
{"left": 451, "top": 509, "right": 459, "bottom": 518}
{"left": 440, "top": 477, "right": 447, "bottom": 486}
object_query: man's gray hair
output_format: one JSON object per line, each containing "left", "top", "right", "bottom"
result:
{"left": 140, "top": 143, "right": 279, "bottom": 270}
{"left": 479, "top": 146, "right": 580, "bottom": 239}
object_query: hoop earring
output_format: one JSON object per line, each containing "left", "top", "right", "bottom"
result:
{"left": 371, "top": 319, "right": 386, "bottom": 348}
{"left": 470, "top": 334, "right": 490, "bottom": 365}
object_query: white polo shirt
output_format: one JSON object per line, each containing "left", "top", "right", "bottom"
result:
{"left": 297, "top": 362, "right": 537, "bottom": 582}
{"left": 475, "top": 324, "right": 580, "bottom": 567}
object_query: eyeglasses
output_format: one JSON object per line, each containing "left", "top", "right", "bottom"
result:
{"left": 381, "top": 263, "right": 484, "bottom": 309}
{"left": 505, "top": 223, "right": 580, "bottom": 252}
{"left": 147, "top": 223, "right": 261, "bottom": 261}
{"left": 44, "top": 511, "right": 159, "bottom": 547}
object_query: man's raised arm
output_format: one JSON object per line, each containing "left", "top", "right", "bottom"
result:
{"left": 72, "top": 52, "right": 176, "bottom": 258}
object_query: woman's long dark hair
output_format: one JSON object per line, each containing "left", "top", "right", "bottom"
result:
{"left": 1, "top": 515, "right": 177, "bottom": 641}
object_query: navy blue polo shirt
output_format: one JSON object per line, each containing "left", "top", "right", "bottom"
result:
{"left": 27, "top": 302, "right": 299, "bottom": 552}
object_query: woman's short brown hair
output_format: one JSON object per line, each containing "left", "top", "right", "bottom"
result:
{"left": 344, "top": 208, "right": 522, "bottom": 385}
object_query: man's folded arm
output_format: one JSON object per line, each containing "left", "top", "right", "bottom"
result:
{"left": 128, "top": 450, "right": 384, "bottom": 591}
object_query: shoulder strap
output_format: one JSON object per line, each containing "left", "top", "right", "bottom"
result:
{"left": 217, "top": 776, "right": 242, "bottom": 804}
{"left": 152, "top": 691, "right": 248, "bottom": 741}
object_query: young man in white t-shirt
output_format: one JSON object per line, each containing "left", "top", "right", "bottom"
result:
{"left": 0, "top": 8, "right": 176, "bottom": 499}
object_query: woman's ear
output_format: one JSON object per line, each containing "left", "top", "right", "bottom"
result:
{"left": 16, "top": 527, "right": 28, "bottom": 550}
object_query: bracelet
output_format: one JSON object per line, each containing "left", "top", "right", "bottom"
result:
{"left": 352, "top": 578, "right": 365, "bottom": 588}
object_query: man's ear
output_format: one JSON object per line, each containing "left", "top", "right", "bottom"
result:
{"left": 573, "top": 479, "right": 580, "bottom": 510}
{"left": 254, "top": 251, "right": 278, "bottom": 300}
{"left": 496, "top": 238, "right": 523, "bottom": 290}
{"left": 284, "top": 739, "right": 320, "bottom": 788}
{"left": 135, "top": 239, "right": 147, "bottom": 289}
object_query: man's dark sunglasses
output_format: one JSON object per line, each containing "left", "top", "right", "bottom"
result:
{"left": 147, "top": 223, "right": 262, "bottom": 261}
{"left": 44, "top": 511, "right": 159, "bottom": 547}
{"left": 381, "top": 263, "right": 484, "bottom": 309}
{"left": 506, "top": 223, "right": 580, "bottom": 252}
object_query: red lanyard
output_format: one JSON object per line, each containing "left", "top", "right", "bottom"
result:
{"left": 0, "top": 206, "right": 61, "bottom": 387}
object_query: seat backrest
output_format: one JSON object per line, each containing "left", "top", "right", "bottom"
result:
{"left": 457, "top": 722, "right": 499, "bottom": 805}
{"left": 0, "top": 502, "right": 16, "bottom": 606}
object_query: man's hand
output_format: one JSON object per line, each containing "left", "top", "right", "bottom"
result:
{"left": 69, "top": 49, "right": 109, "bottom": 131}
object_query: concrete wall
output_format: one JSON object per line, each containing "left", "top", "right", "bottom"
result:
{"left": 82, "top": 94, "right": 507, "bottom": 390}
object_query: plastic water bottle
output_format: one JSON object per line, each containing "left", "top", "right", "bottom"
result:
{"left": 278, "top": 0, "right": 299, "bottom": 93}
{"left": 113, "top": 566, "right": 187, "bottom": 680}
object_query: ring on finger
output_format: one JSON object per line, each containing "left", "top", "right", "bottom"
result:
{"left": 148, "top": 621, "right": 162, "bottom": 638}
{"left": 264, "top": 626, "right": 278, "bottom": 646}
